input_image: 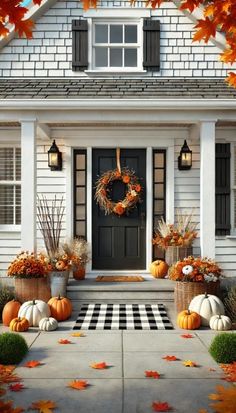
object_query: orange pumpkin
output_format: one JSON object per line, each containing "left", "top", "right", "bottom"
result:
{"left": 2, "top": 299, "right": 21, "bottom": 326}
{"left": 177, "top": 309, "right": 201, "bottom": 330}
{"left": 149, "top": 260, "right": 169, "bottom": 278}
{"left": 48, "top": 295, "right": 72, "bottom": 321}
{"left": 9, "top": 317, "right": 29, "bottom": 332}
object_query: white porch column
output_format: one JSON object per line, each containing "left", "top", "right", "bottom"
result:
{"left": 21, "top": 119, "right": 37, "bottom": 251}
{"left": 200, "top": 121, "right": 216, "bottom": 258}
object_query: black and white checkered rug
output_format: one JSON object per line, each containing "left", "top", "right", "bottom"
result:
{"left": 73, "top": 303, "right": 173, "bottom": 330}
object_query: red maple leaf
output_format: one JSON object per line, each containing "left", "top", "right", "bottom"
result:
{"left": 9, "top": 383, "right": 25, "bottom": 392}
{"left": 23, "top": 360, "right": 42, "bottom": 368}
{"left": 58, "top": 339, "right": 72, "bottom": 344}
{"left": 181, "top": 334, "right": 194, "bottom": 339}
{"left": 162, "top": 355, "right": 179, "bottom": 361}
{"left": 15, "top": 19, "right": 35, "bottom": 39}
{"left": 145, "top": 370, "right": 161, "bottom": 379}
{"left": 68, "top": 380, "right": 89, "bottom": 390}
{"left": 152, "top": 401, "right": 173, "bottom": 412}
{"left": 90, "top": 362, "right": 108, "bottom": 369}
{"left": 193, "top": 17, "right": 216, "bottom": 43}
{"left": 33, "top": 0, "right": 43, "bottom": 5}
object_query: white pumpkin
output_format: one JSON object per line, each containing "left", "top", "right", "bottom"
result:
{"left": 189, "top": 293, "right": 225, "bottom": 326}
{"left": 209, "top": 314, "right": 232, "bottom": 331}
{"left": 18, "top": 299, "right": 50, "bottom": 327}
{"left": 39, "top": 317, "right": 58, "bottom": 331}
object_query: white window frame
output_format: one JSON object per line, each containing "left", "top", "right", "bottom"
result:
{"left": 88, "top": 18, "right": 144, "bottom": 72}
{"left": 0, "top": 145, "right": 21, "bottom": 231}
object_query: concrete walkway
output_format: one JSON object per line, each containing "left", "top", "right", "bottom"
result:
{"left": 0, "top": 303, "right": 230, "bottom": 413}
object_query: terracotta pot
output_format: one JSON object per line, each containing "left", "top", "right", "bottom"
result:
{"left": 15, "top": 277, "right": 51, "bottom": 303}
{"left": 73, "top": 266, "right": 86, "bottom": 280}
{"left": 174, "top": 280, "right": 221, "bottom": 313}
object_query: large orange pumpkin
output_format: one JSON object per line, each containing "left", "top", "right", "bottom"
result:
{"left": 9, "top": 317, "right": 29, "bottom": 332}
{"left": 47, "top": 295, "right": 72, "bottom": 321}
{"left": 177, "top": 309, "right": 201, "bottom": 330}
{"left": 149, "top": 260, "right": 169, "bottom": 278}
{"left": 2, "top": 299, "right": 21, "bottom": 326}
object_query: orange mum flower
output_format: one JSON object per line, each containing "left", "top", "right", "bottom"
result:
{"left": 123, "top": 175, "right": 130, "bottom": 184}
{"left": 135, "top": 184, "right": 141, "bottom": 192}
{"left": 113, "top": 203, "right": 125, "bottom": 216}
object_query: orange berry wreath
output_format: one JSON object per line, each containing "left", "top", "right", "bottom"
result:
{"left": 95, "top": 168, "right": 142, "bottom": 216}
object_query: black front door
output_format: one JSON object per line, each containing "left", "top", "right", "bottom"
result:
{"left": 92, "top": 149, "right": 146, "bottom": 270}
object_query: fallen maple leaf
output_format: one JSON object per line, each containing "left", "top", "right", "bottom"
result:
{"left": 68, "top": 380, "right": 88, "bottom": 390}
{"left": 90, "top": 362, "right": 108, "bottom": 369}
{"left": 198, "top": 410, "right": 208, "bottom": 413}
{"left": 23, "top": 360, "right": 42, "bottom": 368}
{"left": 0, "top": 400, "right": 24, "bottom": 413}
{"left": 208, "top": 368, "right": 216, "bottom": 372}
{"left": 209, "top": 385, "right": 236, "bottom": 413}
{"left": 58, "top": 339, "right": 72, "bottom": 344}
{"left": 145, "top": 370, "right": 160, "bottom": 379}
{"left": 9, "top": 383, "right": 25, "bottom": 392}
{"left": 183, "top": 360, "right": 197, "bottom": 367}
{"left": 220, "top": 362, "right": 236, "bottom": 382}
{"left": 30, "top": 400, "right": 57, "bottom": 413}
{"left": 152, "top": 401, "right": 173, "bottom": 412}
{"left": 70, "top": 332, "right": 85, "bottom": 337}
{"left": 162, "top": 355, "right": 179, "bottom": 361}
{"left": 181, "top": 334, "right": 194, "bottom": 339}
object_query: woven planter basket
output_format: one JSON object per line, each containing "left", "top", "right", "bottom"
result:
{"left": 174, "top": 280, "right": 221, "bottom": 313}
{"left": 165, "top": 246, "right": 193, "bottom": 266}
{"left": 15, "top": 277, "right": 51, "bottom": 303}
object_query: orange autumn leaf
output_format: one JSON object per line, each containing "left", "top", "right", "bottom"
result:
{"left": 181, "top": 334, "right": 194, "bottom": 339}
{"left": 220, "top": 48, "right": 236, "bottom": 65}
{"left": 70, "top": 332, "right": 85, "bottom": 337}
{"left": 226, "top": 72, "right": 236, "bottom": 88}
{"left": 30, "top": 400, "right": 57, "bottom": 413}
{"left": 221, "top": 362, "right": 236, "bottom": 382}
{"left": 193, "top": 17, "right": 216, "bottom": 43}
{"left": 68, "top": 380, "right": 88, "bottom": 390}
{"left": 9, "top": 383, "right": 25, "bottom": 392}
{"left": 162, "top": 355, "right": 179, "bottom": 362}
{"left": 58, "top": 339, "right": 72, "bottom": 344}
{"left": 0, "top": 400, "right": 24, "bottom": 413}
{"left": 15, "top": 19, "right": 35, "bottom": 39}
{"left": 179, "top": 0, "right": 201, "bottom": 13}
{"left": 145, "top": 370, "right": 160, "bottom": 379}
{"left": 82, "top": 0, "right": 97, "bottom": 11}
{"left": 90, "top": 362, "right": 108, "bottom": 370}
{"left": 33, "top": 0, "right": 43, "bottom": 5}
{"left": 209, "top": 385, "right": 236, "bottom": 413}
{"left": 23, "top": 360, "right": 42, "bottom": 368}
{"left": 183, "top": 360, "right": 197, "bottom": 367}
{"left": 152, "top": 401, "right": 173, "bottom": 412}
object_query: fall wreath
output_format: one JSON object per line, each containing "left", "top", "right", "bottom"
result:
{"left": 95, "top": 167, "right": 142, "bottom": 216}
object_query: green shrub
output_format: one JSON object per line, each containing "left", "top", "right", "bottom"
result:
{"left": 0, "top": 332, "right": 28, "bottom": 365}
{"left": 0, "top": 286, "right": 15, "bottom": 320}
{"left": 209, "top": 333, "right": 236, "bottom": 363}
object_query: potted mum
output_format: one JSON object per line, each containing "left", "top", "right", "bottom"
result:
{"left": 7, "top": 251, "right": 51, "bottom": 302}
{"left": 153, "top": 210, "right": 197, "bottom": 266}
{"left": 168, "top": 256, "right": 222, "bottom": 312}
{"left": 62, "top": 238, "right": 90, "bottom": 280}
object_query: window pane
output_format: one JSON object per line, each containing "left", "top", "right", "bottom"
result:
{"left": 95, "top": 47, "right": 108, "bottom": 67}
{"left": 125, "top": 25, "right": 137, "bottom": 43}
{"left": 0, "top": 185, "right": 14, "bottom": 204}
{"left": 76, "top": 154, "right": 85, "bottom": 170}
{"left": 110, "top": 25, "right": 123, "bottom": 43}
{"left": 155, "top": 153, "right": 164, "bottom": 168}
{"left": 76, "top": 221, "right": 86, "bottom": 237}
{"left": 76, "top": 171, "right": 85, "bottom": 186}
{"left": 16, "top": 206, "right": 21, "bottom": 225}
{"left": 154, "top": 200, "right": 164, "bottom": 214}
{"left": 95, "top": 24, "right": 108, "bottom": 43}
{"left": 15, "top": 185, "right": 21, "bottom": 205}
{"left": 110, "top": 48, "right": 122, "bottom": 67}
{"left": 154, "top": 184, "right": 164, "bottom": 198}
{"left": 15, "top": 148, "right": 21, "bottom": 180}
{"left": 76, "top": 205, "right": 85, "bottom": 220}
{"left": 124, "top": 48, "right": 137, "bottom": 67}
{"left": 154, "top": 169, "right": 164, "bottom": 182}
{"left": 0, "top": 206, "right": 13, "bottom": 225}
{"left": 0, "top": 148, "right": 14, "bottom": 181}
{"left": 76, "top": 187, "right": 85, "bottom": 204}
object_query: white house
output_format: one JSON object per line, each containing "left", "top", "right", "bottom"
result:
{"left": 0, "top": 0, "right": 236, "bottom": 281}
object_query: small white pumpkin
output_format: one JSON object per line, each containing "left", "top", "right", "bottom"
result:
{"left": 18, "top": 299, "right": 50, "bottom": 327}
{"left": 189, "top": 293, "right": 225, "bottom": 326}
{"left": 209, "top": 314, "right": 232, "bottom": 331}
{"left": 39, "top": 317, "right": 58, "bottom": 331}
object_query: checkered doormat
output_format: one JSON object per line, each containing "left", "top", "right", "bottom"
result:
{"left": 73, "top": 303, "right": 173, "bottom": 330}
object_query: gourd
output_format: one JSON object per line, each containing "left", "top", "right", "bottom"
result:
{"left": 209, "top": 314, "right": 232, "bottom": 331}
{"left": 2, "top": 300, "right": 21, "bottom": 326}
{"left": 48, "top": 295, "right": 72, "bottom": 321}
{"left": 177, "top": 309, "right": 201, "bottom": 330}
{"left": 189, "top": 293, "right": 225, "bottom": 326}
{"left": 149, "top": 260, "right": 169, "bottom": 278}
{"left": 18, "top": 299, "right": 50, "bottom": 327}
{"left": 9, "top": 317, "right": 29, "bottom": 332}
{"left": 39, "top": 317, "right": 58, "bottom": 331}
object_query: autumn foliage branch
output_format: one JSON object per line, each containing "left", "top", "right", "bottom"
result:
{"left": 0, "top": 1, "right": 236, "bottom": 87}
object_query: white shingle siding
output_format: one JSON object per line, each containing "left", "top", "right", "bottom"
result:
{"left": 0, "top": 0, "right": 234, "bottom": 78}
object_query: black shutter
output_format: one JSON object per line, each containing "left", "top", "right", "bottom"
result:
{"left": 143, "top": 19, "right": 160, "bottom": 70}
{"left": 215, "top": 143, "right": 231, "bottom": 235}
{"left": 72, "top": 19, "right": 88, "bottom": 71}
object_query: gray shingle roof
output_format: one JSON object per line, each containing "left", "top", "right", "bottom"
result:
{"left": 0, "top": 78, "right": 235, "bottom": 99}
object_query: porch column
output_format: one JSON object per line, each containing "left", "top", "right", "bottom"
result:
{"left": 200, "top": 120, "right": 216, "bottom": 258}
{"left": 21, "top": 119, "right": 37, "bottom": 251}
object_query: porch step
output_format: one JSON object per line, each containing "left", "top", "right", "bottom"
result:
{"left": 66, "top": 278, "right": 175, "bottom": 303}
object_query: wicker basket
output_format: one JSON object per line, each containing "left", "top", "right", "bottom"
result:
{"left": 15, "top": 277, "right": 51, "bottom": 303}
{"left": 174, "top": 280, "right": 221, "bottom": 313}
{"left": 165, "top": 246, "right": 192, "bottom": 266}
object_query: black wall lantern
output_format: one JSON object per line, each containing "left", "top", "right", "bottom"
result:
{"left": 178, "top": 140, "right": 192, "bottom": 170}
{"left": 48, "top": 140, "right": 62, "bottom": 171}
